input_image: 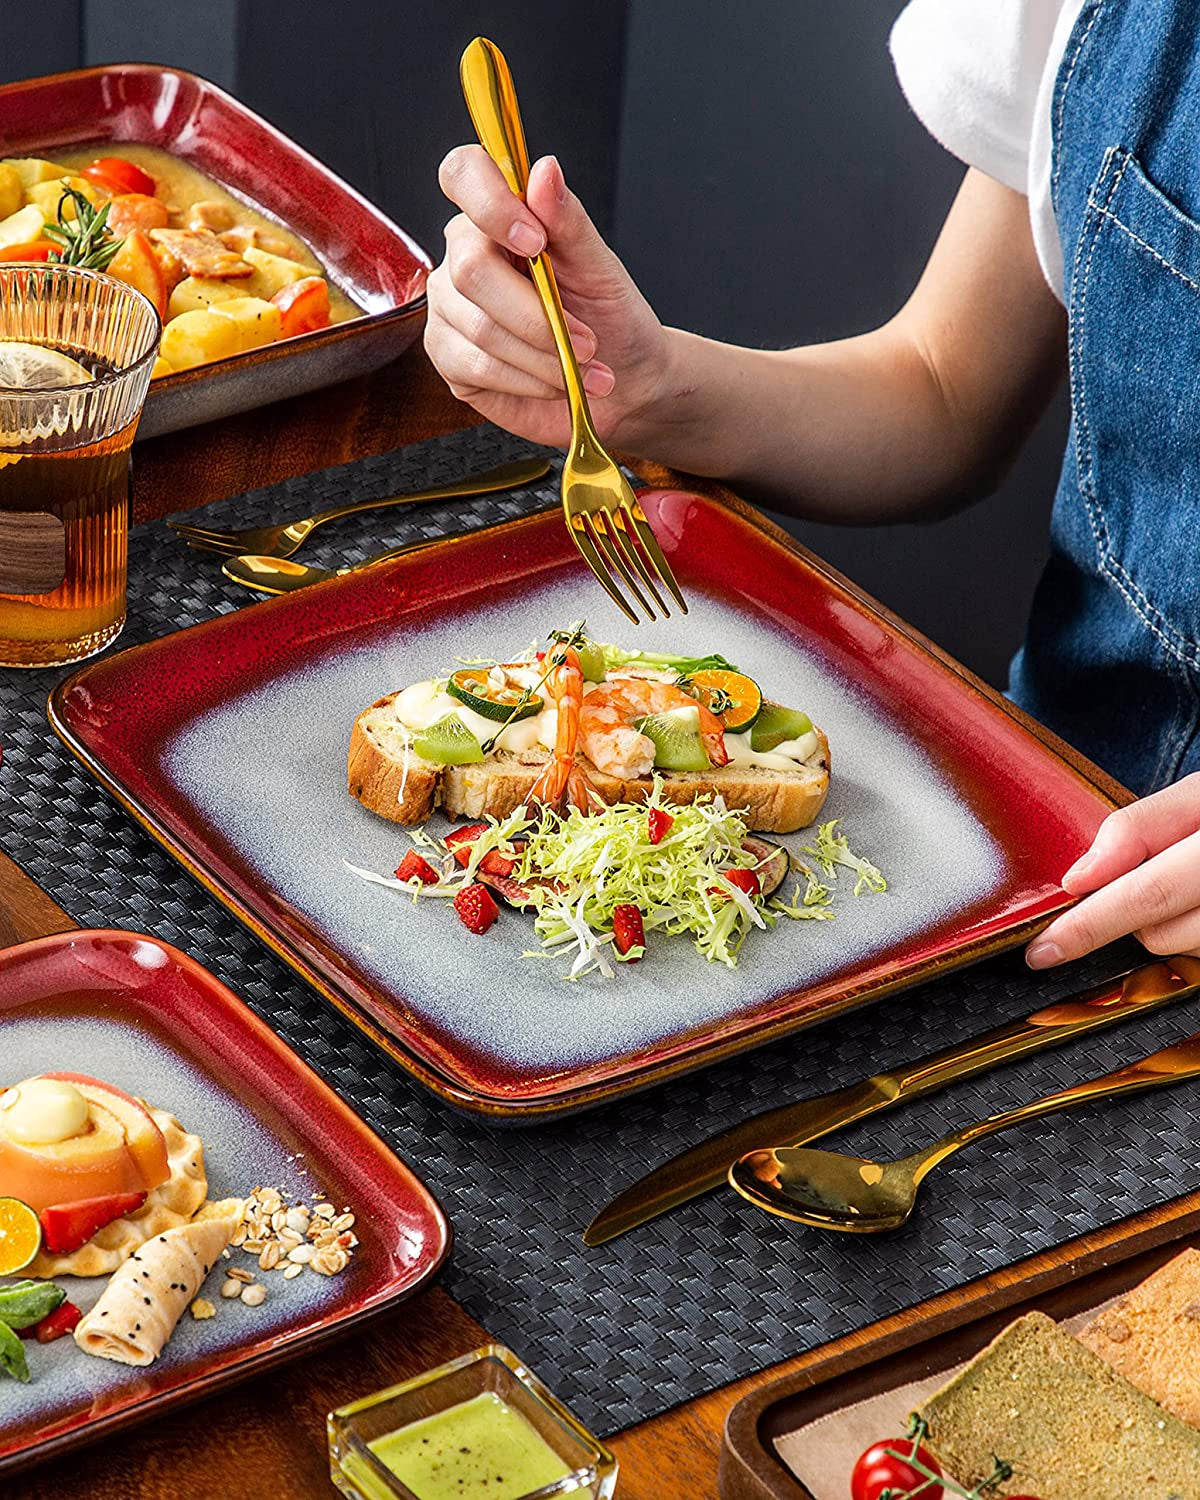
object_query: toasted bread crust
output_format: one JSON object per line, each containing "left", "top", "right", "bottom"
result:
{"left": 348, "top": 693, "right": 831, "bottom": 833}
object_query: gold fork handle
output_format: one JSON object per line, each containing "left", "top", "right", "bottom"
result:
{"left": 308, "top": 458, "right": 551, "bottom": 529}
{"left": 912, "top": 1028, "right": 1200, "bottom": 1184}
{"left": 460, "top": 37, "right": 593, "bottom": 434}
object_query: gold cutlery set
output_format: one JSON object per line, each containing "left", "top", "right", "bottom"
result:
{"left": 175, "top": 38, "right": 688, "bottom": 618}
{"left": 587, "top": 956, "right": 1200, "bottom": 1243}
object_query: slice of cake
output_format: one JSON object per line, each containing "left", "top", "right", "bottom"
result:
{"left": 918, "top": 1311, "right": 1200, "bottom": 1499}
{"left": 1078, "top": 1247, "right": 1200, "bottom": 1428}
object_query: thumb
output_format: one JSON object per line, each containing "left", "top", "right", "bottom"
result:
{"left": 526, "top": 155, "right": 628, "bottom": 295}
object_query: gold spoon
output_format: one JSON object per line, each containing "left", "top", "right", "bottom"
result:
{"left": 728, "top": 1027, "right": 1200, "bottom": 1232}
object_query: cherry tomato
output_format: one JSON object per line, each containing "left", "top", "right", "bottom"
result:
{"left": 81, "top": 156, "right": 156, "bottom": 197}
{"left": 850, "top": 1438, "right": 943, "bottom": 1500}
{"left": 0, "top": 241, "right": 55, "bottom": 262}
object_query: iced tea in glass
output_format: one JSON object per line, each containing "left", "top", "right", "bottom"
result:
{"left": 0, "top": 265, "right": 159, "bottom": 667}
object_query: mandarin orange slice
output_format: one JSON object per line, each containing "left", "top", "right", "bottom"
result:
{"left": 0, "top": 1197, "right": 42, "bottom": 1274}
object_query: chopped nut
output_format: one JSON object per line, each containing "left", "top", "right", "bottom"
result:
{"left": 240, "top": 1282, "right": 267, "bottom": 1307}
{"left": 220, "top": 1279, "right": 241, "bottom": 1299}
{"left": 311, "top": 1246, "right": 349, "bottom": 1276}
{"left": 190, "top": 1298, "right": 216, "bottom": 1320}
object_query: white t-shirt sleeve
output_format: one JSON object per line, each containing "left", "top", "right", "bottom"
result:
{"left": 889, "top": 0, "right": 1065, "bottom": 192}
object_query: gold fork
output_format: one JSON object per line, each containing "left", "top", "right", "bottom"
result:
{"left": 165, "top": 456, "right": 551, "bottom": 558}
{"left": 460, "top": 37, "right": 687, "bottom": 625}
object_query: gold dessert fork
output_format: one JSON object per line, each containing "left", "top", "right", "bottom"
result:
{"left": 460, "top": 36, "right": 687, "bottom": 625}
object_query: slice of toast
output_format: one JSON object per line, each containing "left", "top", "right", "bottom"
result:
{"left": 347, "top": 691, "right": 831, "bottom": 833}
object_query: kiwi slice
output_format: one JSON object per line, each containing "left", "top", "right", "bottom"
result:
{"left": 576, "top": 639, "right": 606, "bottom": 682}
{"left": 633, "top": 705, "right": 711, "bottom": 772}
{"left": 749, "top": 703, "right": 813, "bottom": 753}
{"left": 413, "top": 712, "right": 485, "bottom": 765}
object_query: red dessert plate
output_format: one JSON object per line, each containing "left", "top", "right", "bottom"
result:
{"left": 0, "top": 928, "right": 450, "bottom": 1477}
{"left": 49, "top": 489, "right": 1123, "bottom": 1118}
{"left": 0, "top": 65, "right": 431, "bottom": 438}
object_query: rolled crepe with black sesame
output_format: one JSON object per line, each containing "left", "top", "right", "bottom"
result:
{"left": 74, "top": 1213, "right": 235, "bottom": 1366}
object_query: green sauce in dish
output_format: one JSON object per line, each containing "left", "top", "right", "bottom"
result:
{"left": 347, "top": 1392, "right": 575, "bottom": 1500}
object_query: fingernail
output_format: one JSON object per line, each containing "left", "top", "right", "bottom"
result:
{"left": 547, "top": 154, "right": 567, "bottom": 205}
{"left": 509, "top": 222, "right": 545, "bottom": 256}
{"left": 1063, "top": 850, "right": 1095, "bottom": 884}
{"left": 572, "top": 327, "right": 597, "bottom": 360}
{"left": 1025, "top": 940, "right": 1065, "bottom": 970}
{"left": 583, "top": 363, "right": 614, "bottom": 396}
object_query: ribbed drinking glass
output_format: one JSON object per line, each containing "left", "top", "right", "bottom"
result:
{"left": 0, "top": 265, "right": 159, "bottom": 667}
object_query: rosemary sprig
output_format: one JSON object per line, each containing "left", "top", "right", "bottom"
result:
{"left": 479, "top": 620, "right": 589, "bottom": 754}
{"left": 42, "top": 188, "right": 124, "bottom": 270}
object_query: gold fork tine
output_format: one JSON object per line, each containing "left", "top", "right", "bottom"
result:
{"left": 571, "top": 519, "right": 638, "bottom": 625}
{"left": 167, "top": 522, "right": 240, "bottom": 542}
{"left": 589, "top": 511, "right": 659, "bottom": 622}
{"left": 183, "top": 536, "right": 244, "bottom": 556}
{"left": 607, "top": 505, "right": 670, "bottom": 617}
{"left": 620, "top": 497, "right": 688, "bottom": 614}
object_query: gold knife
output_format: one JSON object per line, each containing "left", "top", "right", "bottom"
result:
{"left": 583, "top": 956, "right": 1200, "bottom": 1246}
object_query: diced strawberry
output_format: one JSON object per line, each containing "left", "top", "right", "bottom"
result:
{"left": 612, "top": 903, "right": 645, "bottom": 960}
{"left": 646, "top": 808, "right": 674, "bottom": 845}
{"left": 445, "top": 823, "right": 489, "bottom": 867}
{"left": 39, "top": 1191, "right": 148, "bottom": 1254}
{"left": 478, "top": 850, "right": 516, "bottom": 877}
{"left": 712, "top": 868, "right": 761, "bottom": 899}
{"left": 395, "top": 850, "right": 440, "bottom": 885}
{"left": 453, "top": 882, "right": 499, "bottom": 934}
{"left": 33, "top": 1302, "right": 82, "bottom": 1344}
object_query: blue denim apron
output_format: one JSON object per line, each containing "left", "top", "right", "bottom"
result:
{"left": 1008, "top": 0, "right": 1200, "bottom": 795}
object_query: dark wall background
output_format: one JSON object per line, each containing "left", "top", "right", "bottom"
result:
{"left": 0, "top": 1, "right": 1068, "bottom": 688}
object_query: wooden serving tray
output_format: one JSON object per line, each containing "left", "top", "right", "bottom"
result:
{"left": 719, "top": 1191, "right": 1200, "bottom": 1498}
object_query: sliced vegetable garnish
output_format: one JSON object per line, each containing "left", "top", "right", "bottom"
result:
{"left": 447, "top": 667, "right": 543, "bottom": 723}
{"left": 681, "top": 669, "right": 762, "bottom": 733}
{"left": 633, "top": 706, "right": 710, "bottom": 772}
{"left": 805, "top": 819, "right": 887, "bottom": 894}
{"left": 0, "top": 1278, "right": 65, "bottom": 1330}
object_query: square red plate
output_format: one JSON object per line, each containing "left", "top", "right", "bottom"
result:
{"left": 0, "top": 65, "right": 431, "bottom": 438}
{"left": 49, "top": 490, "right": 1122, "bottom": 1119}
{"left": 0, "top": 928, "right": 450, "bottom": 1476}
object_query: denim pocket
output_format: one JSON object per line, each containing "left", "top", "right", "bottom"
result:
{"left": 1070, "top": 146, "right": 1200, "bottom": 667}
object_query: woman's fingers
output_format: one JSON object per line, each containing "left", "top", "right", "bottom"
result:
{"left": 1028, "top": 825, "right": 1200, "bottom": 967}
{"left": 438, "top": 145, "right": 546, "bottom": 257}
{"left": 424, "top": 318, "right": 563, "bottom": 403}
{"left": 433, "top": 270, "right": 576, "bottom": 392}
{"left": 442, "top": 215, "right": 597, "bottom": 357}
{"left": 1061, "top": 773, "right": 1200, "bottom": 895}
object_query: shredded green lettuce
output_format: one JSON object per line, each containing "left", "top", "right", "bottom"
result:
{"left": 595, "top": 643, "right": 741, "bottom": 677}
{"left": 803, "top": 819, "right": 887, "bottom": 895}
{"left": 344, "top": 790, "right": 887, "bottom": 979}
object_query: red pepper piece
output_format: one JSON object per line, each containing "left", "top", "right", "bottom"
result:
{"left": 478, "top": 850, "right": 516, "bottom": 877}
{"left": 612, "top": 904, "right": 646, "bottom": 960}
{"left": 646, "top": 808, "right": 674, "bottom": 845}
{"left": 34, "top": 1301, "right": 82, "bottom": 1343}
{"left": 711, "top": 868, "right": 760, "bottom": 899}
{"left": 444, "top": 823, "right": 489, "bottom": 867}
{"left": 394, "top": 850, "right": 440, "bottom": 885}
{"left": 39, "top": 1191, "right": 148, "bottom": 1254}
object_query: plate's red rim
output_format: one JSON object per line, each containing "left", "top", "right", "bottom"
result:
{"left": 0, "top": 926, "right": 452, "bottom": 1478}
{"left": 0, "top": 62, "right": 433, "bottom": 379}
{"left": 46, "top": 492, "right": 1128, "bottom": 1119}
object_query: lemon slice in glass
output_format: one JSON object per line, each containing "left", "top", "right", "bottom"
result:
{"left": 0, "top": 340, "right": 91, "bottom": 390}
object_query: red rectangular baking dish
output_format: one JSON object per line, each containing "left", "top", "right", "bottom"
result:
{"left": 0, "top": 64, "right": 431, "bottom": 437}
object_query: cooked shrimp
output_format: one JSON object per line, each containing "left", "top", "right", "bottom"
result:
{"left": 526, "top": 649, "right": 602, "bottom": 814}
{"left": 579, "top": 677, "right": 730, "bottom": 778}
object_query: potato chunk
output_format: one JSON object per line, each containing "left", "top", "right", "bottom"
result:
{"left": 242, "top": 246, "right": 320, "bottom": 298}
{"left": 2, "top": 157, "right": 69, "bottom": 191}
{"left": 26, "top": 175, "right": 101, "bottom": 221}
{"left": 167, "top": 276, "right": 245, "bottom": 319}
{"left": 209, "top": 295, "right": 283, "bottom": 349}
{"left": 0, "top": 204, "right": 48, "bottom": 249}
{"left": 159, "top": 296, "right": 282, "bottom": 372}
{"left": 0, "top": 164, "right": 22, "bottom": 221}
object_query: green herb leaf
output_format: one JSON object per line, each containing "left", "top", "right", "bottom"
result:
{"left": 0, "top": 1279, "right": 66, "bottom": 1330}
{"left": 0, "top": 1320, "right": 30, "bottom": 1383}
{"left": 43, "top": 187, "right": 124, "bottom": 271}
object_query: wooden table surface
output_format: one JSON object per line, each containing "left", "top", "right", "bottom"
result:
{"left": 3, "top": 346, "right": 1192, "bottom": 1499}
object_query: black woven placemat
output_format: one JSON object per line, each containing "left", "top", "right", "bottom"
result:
{"left": 2, "top": 422, "right": 1199, "bottom": 1438}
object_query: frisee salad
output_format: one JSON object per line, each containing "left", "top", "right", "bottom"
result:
{"left": 345, "top": 782, "right": 886, "bottom": 980}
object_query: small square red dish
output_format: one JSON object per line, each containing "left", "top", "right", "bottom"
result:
{"left": 0, "top": 64, "right": 431, "bottom": 438}
{"left": 49, "top": 489, "right": 1122, "bottom": 1119}
{"left": 0, "top": 928, "right": 450, "bottom": 1477}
